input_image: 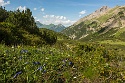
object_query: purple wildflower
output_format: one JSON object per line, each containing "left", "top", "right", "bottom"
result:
{"left": 33, "top": 61, "right": 41, "bottom": 65}
{"left": 33, "top": 66, "right": 43, "bottom": 73}
{"left": 37, "top": 66, "right": 42, "bottom": 71}
{"left": 13, "top": 71, "right": 22, "bottom": 78}
{"left": 42, "top": 70, "right": 47, "bottom": 74}
{"left": 19, "top": 56, "right": 22, "bottom": 60}
{"left": 20, "top": 50, "right": 28, "bottom": 54}
{"left": 69, "top": 61, "right": 74, "bottom": 67}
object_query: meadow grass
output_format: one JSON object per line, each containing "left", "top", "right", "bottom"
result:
{"left": 0, "top": 42, "right": 125, "bottom": 83}
{"left": 100, "top": 40, "right": 125, "bottom": 46}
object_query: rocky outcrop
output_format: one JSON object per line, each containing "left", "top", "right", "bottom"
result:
{"left": 74, "top": 6, "right": 110, "bottom": 25}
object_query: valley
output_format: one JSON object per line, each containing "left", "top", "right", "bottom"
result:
{"left": 0, "top": 5, "right": 125, "bottom": 83}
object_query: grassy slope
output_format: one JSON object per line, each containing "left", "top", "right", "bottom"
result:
{"left": 100, "top": 40, "right": 125, "bottom": 45}
{"left": 114, "top": 27, "right": 125, "bottom": 37}
{"left": 1, "top": 40, "right": 125, "bottom": 83}
{"left": 62, "top": 6, "right": 125, "bottom": 41}
{"left": 1, "top": 6, "right": 125, "bottom": 83}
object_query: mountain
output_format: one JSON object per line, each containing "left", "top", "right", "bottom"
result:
{"left": 36, "top": 21, "right": 66, "bottom": 32}
{"left": 62, "top": 5, "right": 125, "bottom": 41}
{"left": 35, "top": 21, "right": 44, "bottom": 28}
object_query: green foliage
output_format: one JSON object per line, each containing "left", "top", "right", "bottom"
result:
{"left": 5, "top": 8, "right": 39, "bottom": 34}
{"left": 0, "top": 42, "right": 125, "bottom": 83}
{"left": 0, "top": 22, "right": 19, "bottom": 45}
{"left": 62, "top": 22, "right": 88, "bottom": 39}
{"left": 0, "top": 7, "right": 58, "bottom": 46}
{"left": 96, "top": 13, "right": 113, "bottom": 23}
{"left": 0, "top": 6, "right": 9, "bottom": 22}
{"left": 39, "top": 28, "right": 57, "bottom": 45}
{"left": 1, "top": 5, "right": 125, "bottom": 83}
{"left": 97, "top": 26, "right": 108, "bottom": 34}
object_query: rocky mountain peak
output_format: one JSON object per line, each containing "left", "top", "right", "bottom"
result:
{"left": 62, "top": 5, "right": 125, "bottom": 40}
{"left": 74, "top": 6, "right": 110, "bottom": 25}
{"left": 95, "top": 6, "right": 109, "bottom": 13}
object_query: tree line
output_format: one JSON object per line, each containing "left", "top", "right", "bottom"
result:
{"left": 0, "top": 6, "right": 57, "bottom": 46}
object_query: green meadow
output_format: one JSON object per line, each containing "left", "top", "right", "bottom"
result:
{"left": 0, "top": 6, "right": 125, "bottom": 83}
{"left": 1, "top": 41, "right": 125, "bottom": 83}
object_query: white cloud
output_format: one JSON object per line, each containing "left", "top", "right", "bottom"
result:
{"left": 56, "top": 16, "right": 60, "bottom": 19}
{"left": 79, "top": 10, "right": 86, "bottom": 15}
{"left": 43, "top": 15, "right": 49, "bottom": 18}
{"left": 50, "top": 15, "right": 55, "bottom": 18}
{"left": 36, "top": 19, "right": 40, "bottom": 21}
{"left": 63, "top": 16, "right": 66, "bottom": 20}
{"left": 34, "top": 8, "right": 37, "bottom": 10}
{"left": 42, "top": 15, "right": 76, "bottom": 26}
{"left": 56, "top": 20, "right": 76, "bottom": 26}
{"left": 0, "top": 0, "right": 10, "bottom": 6}
{"left": 17, "top": 6, "right": 26, "bottom": 11}
{"left": 60, "top": 16, "right": 64, "bottom": 19}
{"left": 43, "top": 15, "right": 67, "bottom": 20}
{"left": 41, "top": 8, "right": 44, "bottom": 12}
{"left": 79, "top": 15, "right": 81, "bottom": 17}
{"left": 79, "top": 10, "right": 86, "bottom": 17}
{"left": 34, "top": 17, "right": 37, "bottom": 19}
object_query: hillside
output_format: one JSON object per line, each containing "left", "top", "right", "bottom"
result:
{"left": 62, "top": 6, "right": 125, "bottom": 41}
{"left": 1, "top": 5, "right": 125, "bottom": 83}
{"left": 36, "top": 21, "right": 66, "bottom": 32}
{"left": 0, "top": 7, "right": 58, "bottom": 46}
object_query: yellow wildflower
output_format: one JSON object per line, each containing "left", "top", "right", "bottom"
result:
{"left": 17, "top": 45, "right": 20, "bottom": 48}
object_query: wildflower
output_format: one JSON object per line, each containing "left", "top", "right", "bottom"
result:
{"left": 20, "top": 50, "right": 28, "bottom": 54}
{"left": 62, "top": 60, "right": 66, "bottom": 63}
{"left": 33, "top": 61, "right": 41, "bottom": 65}
{"left": 105, "top": 63, "right": 109, "bottom": 66}
{"left": 73, "top": 76, "right": 77, "bottom": 79}
{"left": 19, "top": 56, "right": 22, "bottom": 60}
{"left": 13, "top": 57, "right": 16, "bottom": 59}
{"left": 43, "top": 63, "right": 46, "bottom": 66}
{"left": 43, "top": 70, "right": 46, "bottom": 73}
{"left": 123, "top": 76, "right": 125, "bottom": 80}
{"left": 69, "top": 61, "right": 74, "bottom": 67}
{"left": 17, "top": 45, "right": 20, "bottom": 48}
{"left": 13, "top": 71, "right": 22, "bottom": 78}
{"left": 104, "top": 63, "right": 110, "bottom": 68}
{"left": 82, "top": 75, "right": 85, "bottom": 79}
{"left": 24, "top": 62, "right": 29, "bottom": 65}
{"left": 12, "top": 46, "right": 14, "bottom": 49}
{"left": 65, "top": 58, "right": 68, "bottom": 61}
{"left": 46, "top": 57, "right": 49, "bottom": 59}
{"left": 62, "top": 60, "right": 66, "bottom": 66}
{"left": 37, "top": 66, "right": 42, "bottom": 71}
{"left": 33, "top": 66, "right": 43, "bottom": 73}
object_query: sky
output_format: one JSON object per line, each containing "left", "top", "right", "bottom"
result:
{"left": 0, "top": 0, "right": 125, "bottom": 26}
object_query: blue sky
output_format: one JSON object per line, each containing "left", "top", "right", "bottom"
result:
{"left": 1, "top": 0, "right": 125, "bottom": 26}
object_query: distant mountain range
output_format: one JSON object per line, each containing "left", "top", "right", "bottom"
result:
{"left": 62, "top": 5, "right": 125, "bottom": 41}
{"left": 36, "top": 21, "right": 66, "bottom": 32}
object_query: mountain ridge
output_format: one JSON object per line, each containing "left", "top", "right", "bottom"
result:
{"left": 36, "top": 21, "right": 66, "bottom": 32}
{"left": 62, "top": 5, "right": 125, "bottom": 41}
{"left": 74, "top": 6, "right": 111, "bottom": 25}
